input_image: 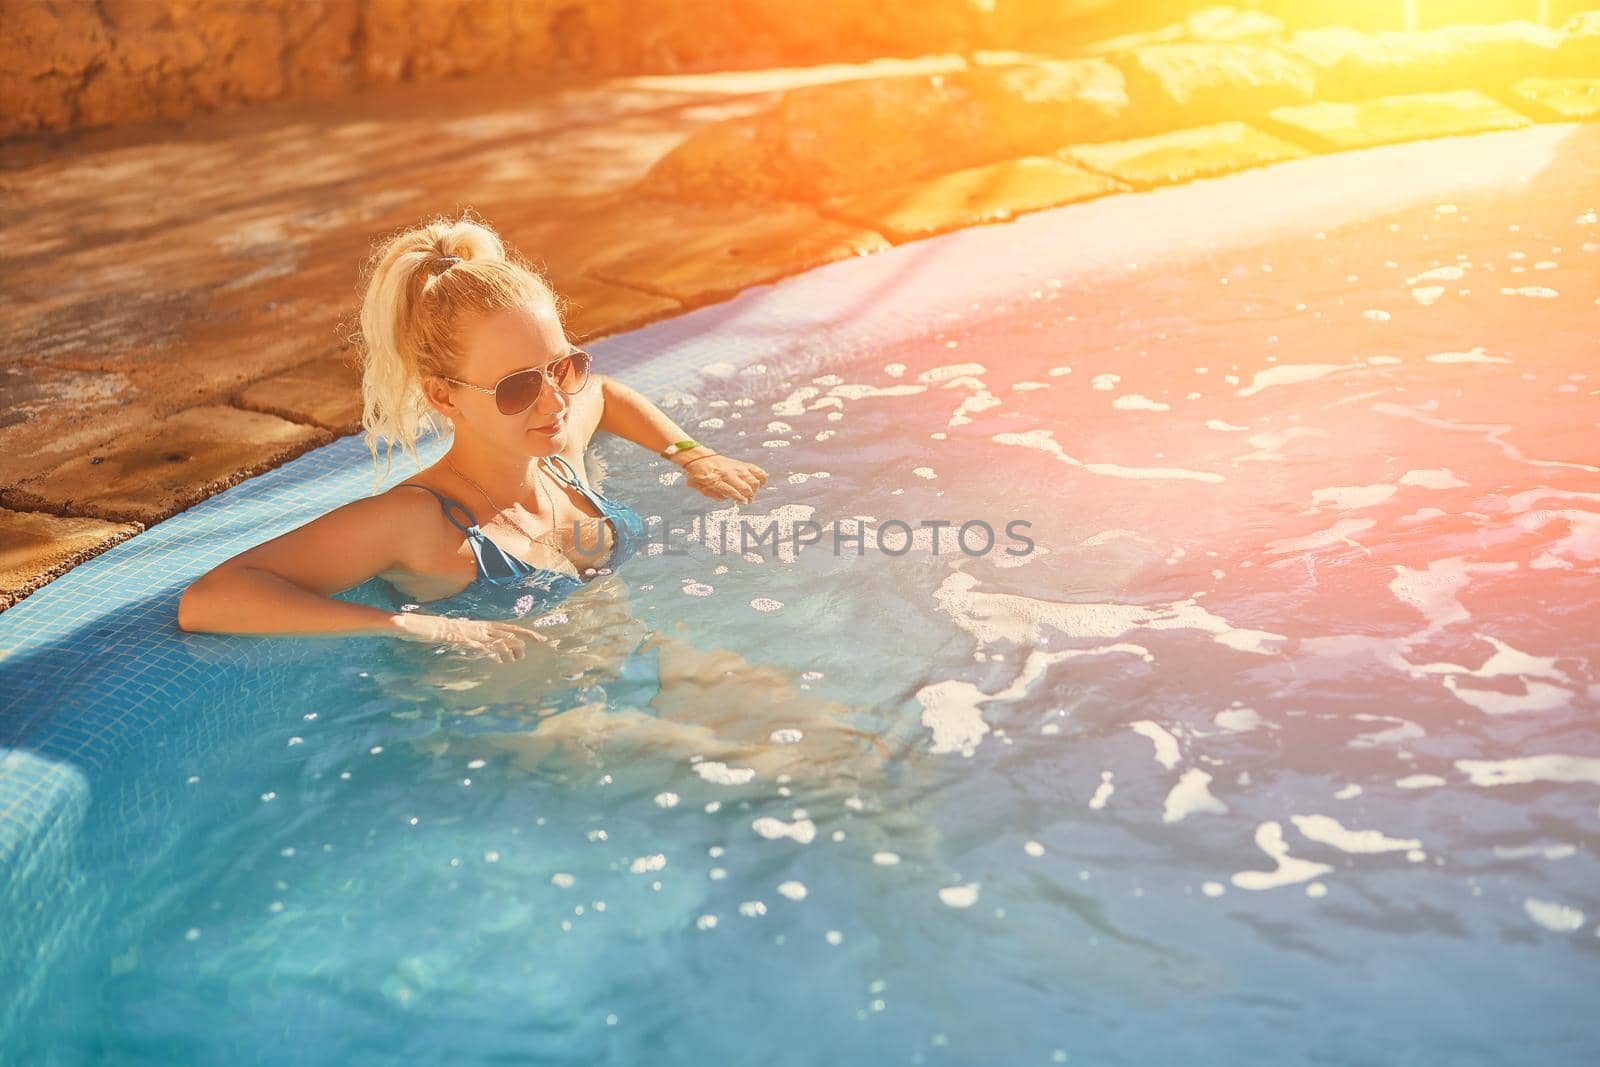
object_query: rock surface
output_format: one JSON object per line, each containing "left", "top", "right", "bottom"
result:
{"left": 0, "top": 510, "right": 141, "bottom": 610}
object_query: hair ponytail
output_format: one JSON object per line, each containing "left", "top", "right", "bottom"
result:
{"left": 351, "top": 209, "right": 561, "bottom": 484}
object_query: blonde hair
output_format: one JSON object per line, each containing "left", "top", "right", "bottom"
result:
{"left": 352, "top": 210, "right": 563, "bottom": 481}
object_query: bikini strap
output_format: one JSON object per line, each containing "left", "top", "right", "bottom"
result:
{"left": 396, "top": 483, "right": 480, "bottom": 534}
{"left": 396, "top": 483, "right": 531, "bottom": 585}
{"left": 541, "top": 453, "right": 612, "bottom": 509}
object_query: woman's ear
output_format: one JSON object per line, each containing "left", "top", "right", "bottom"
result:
{"left": 421, "top": 375, "right": 458, "bottom": 417}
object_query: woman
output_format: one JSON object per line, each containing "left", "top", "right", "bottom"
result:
{"left": 179, "top": 214, "right": 765, "bottom": 656}
{"left": 178, "top": 213, "right": 909, "bottom": 801}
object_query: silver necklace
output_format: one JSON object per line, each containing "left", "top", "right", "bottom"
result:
{"left": 444, "top": 455, "right": 552, "bottom": 543}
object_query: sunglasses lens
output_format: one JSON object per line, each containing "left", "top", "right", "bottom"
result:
{"left": 554, "top": 350, "right": 591, "bottom": 393}
{"left": 495, "top": 369, "right": 544, "bottom": 415}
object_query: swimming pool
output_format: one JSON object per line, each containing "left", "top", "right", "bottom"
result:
{"left": 3, "top": 123, "right": 1598, "bottom": 1065}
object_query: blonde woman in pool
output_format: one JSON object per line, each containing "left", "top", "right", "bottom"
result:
{"left": 177, "top": 212, "right": 907, "bottom": 803}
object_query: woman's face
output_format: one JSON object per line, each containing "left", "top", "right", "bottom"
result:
{"left": 433, "top": 297, "right": 576, "bottom": 457}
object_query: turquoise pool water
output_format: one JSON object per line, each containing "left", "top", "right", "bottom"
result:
{"left": 3, "top": 126, "right": 1598, "bottom": 1065}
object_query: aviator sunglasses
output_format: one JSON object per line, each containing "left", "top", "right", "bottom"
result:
{"left": 440, "top": 348, "right": 592, "bottom": 415}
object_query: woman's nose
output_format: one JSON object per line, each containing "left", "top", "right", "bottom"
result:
{"left": 535, "top": 372, "right": 569, "bottom": 414}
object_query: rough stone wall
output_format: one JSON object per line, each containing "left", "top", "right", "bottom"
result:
{"left": 3, "top": 1, "right": 1590, "bottom": 141}
{"left": 1, "top": 0, "right": 1088, "bottom": 140}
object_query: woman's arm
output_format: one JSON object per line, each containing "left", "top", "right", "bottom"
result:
{"left": 176, "top": 491, "right": 544, "bottom": 661}
{"left": 594, "top": 374, "right": 769, "bottom": 504}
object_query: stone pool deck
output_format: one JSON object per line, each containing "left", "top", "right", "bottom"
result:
{"left": 2, "top": 11, "right": 1597, "bottom": 609}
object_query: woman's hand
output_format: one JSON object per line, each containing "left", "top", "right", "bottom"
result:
{"left": 391, "top": 612, "right": 549, "bottom": 663}
{"left": 681, "top": 454, "right": 769, "bottom": 504}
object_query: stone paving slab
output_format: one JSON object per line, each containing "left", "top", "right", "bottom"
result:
{"left": 821, "top": 156, "right": 1124, "bottom": 242}
{"left": 0, "top": 510, "right": 142, "bottom": 611}
{"left": 643, "top": 59, "right": 1135, "bottom": 204}
{"left": 555, "top": 276, "right": 684, "bottom": 341}
{"left": 0, "top": 406, "right": 333, "bottom": 526}
{"left": 1081, "top": 5, "right": 1284, "bottom": 56}
{"left": 1267, "top": 89, "right": 1534, "bottom": 151}
{"left": 1285, "top": 22, "right": 1564, "bottom": 99}
{"left": 234, "top": 352, "right": 365, "bottom": 435}
{"left": 1108, "top": 42, "right": 1317, "bottom": 126}
{"left": 576, "top": 200, "right": 892, "bottom": 303}
{"left": 1062, "top": 120, "right": 1309, "bottom": 188}
{"left": 1509, "top": 77, "right": 1600, "bottom": 121}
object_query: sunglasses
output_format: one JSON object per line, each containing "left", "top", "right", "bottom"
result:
{"left": 440, "top": 348, "right": 592, "bottom": 415}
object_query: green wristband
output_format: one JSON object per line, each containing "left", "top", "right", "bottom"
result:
{"left": 661, "top": 438, "right": 701, "bottom": 457}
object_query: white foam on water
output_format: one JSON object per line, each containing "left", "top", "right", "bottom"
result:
{"left": 771, "top": 385, "right": 820, "bottom": 415}
{"left": 1163, "top": 769, "right": 1228, "bottom": 823}
{"left": 939, "top": 883, "right": 981, "bottom": 908}
{"left": 1396, "top": 774, "right": 1446, "bottom": 789}
{"left": 1524, "top": 898, "right": 1585, "bottom": 932}
{"left": 1512, "top": 506, "right": 1600, "bottom": 570}
{"left": 1494, "top": 844, "right": 1577, "bottom": 860}
{"left": 1112, "top": 394, "right": 1171, "bottom": 412}
{"left": 916, "top": 644, "right": 1069, "bottom": 757}
{"left": 1309, "top": 485, "right": 1398, "bottom": 510}
{"left": 917, "top": 363, "right": 988, "bottom": 383}
{"left": 1372, "top": 401, "right": 1600, "bottom": 474}
{"left": 751, "top": 815, "right": 817, "bottom": 844}
{"left": 1130, "top": 721, "right": 1182, "bottom": 769}
{"left": 1411, "top": 286, "right": 1445, "bottom": 305}
{"left": 947, "top": 390, "right": 1003, "bottom": 427}
{"left": 1408, "top": 265, "right": 1467, "bottom": 284}
{"left": 1264, "top": 518, "right": 1375, "bottom": 555}
{"left": 1348, "top": 714, "right": 1425, "bottom": 748}
{"left": 1290, "top": 814, "right": 1420, "bottom": 854}
{"left": 1089, "top": 771, "right": 1115, "bottom": 810}
{"left": 1334, "top": 784, "right": 1363, "bottom": 800}
{"left": 1425, "top": 347, "right": 1510, "bottom": 364}
{"left": 826, "top": 383, "right": 927, "bottom": 400}
{"left": 994, "top": 428, "right": 1225, "bottom": 483}
{"left": 1442, "top": 675, "right": 1573, "bottom": 716}
{"left": 629, "top": 853, "right": 667, "bottom": 874}
{"left": 1235, "top": 364, "right": 1354, "bottom": 398}
{"left": 916, "top": 680, "right": 992, "bottom": 758}
{"left": 695, "top": 761, "right": 757, "bottom": 786}
{"left": 1213, "top": 704, "right": 1262, "bottom": 732}
{"left": 1205, "top": 419, "right": 1248, "bottom": 431}
{"left": 934, "top": 571, "right": 1285, "bottom": 653}
{"left": 1231, "top": 821, "right": 1335, "bottom": 891}
{"left": 1398, "top": 468, "right": 1468, "bottom": 489}
{"left": 1500, "top": 286, "right": 1559, "bottom": 298}
{"left": 777, "top": 881, "right": 808, "bottom": 901}
{"left": 1233, "top": 425, "right": 1330, "bottom": 462}
{"left": 1456, "top": 755, "right": 1600, "bottom": 787}
{"left": 1090, "top": 373, "right": 1121, "bottom": 391}
{"left": 1388, "top": 557, "right": 1517, "bottom": 634}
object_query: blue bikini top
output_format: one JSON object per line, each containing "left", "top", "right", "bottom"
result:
{"left": 386, "top": 453, "right": 646, "bottom": 618}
